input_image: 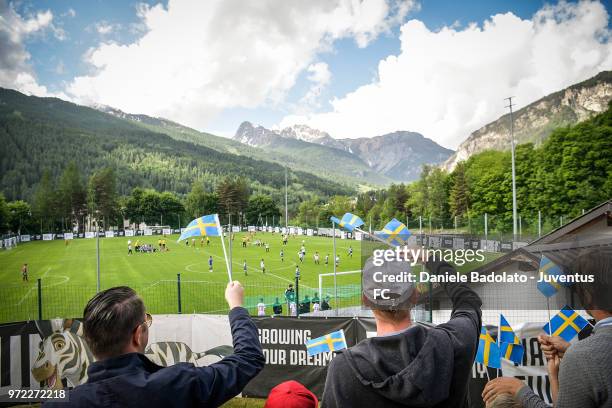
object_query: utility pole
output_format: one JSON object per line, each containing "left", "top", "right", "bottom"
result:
{"left": 285, "top": 167, "right": 288, "bottom": 231}
{"left": 505, "top": 96, "right": 518, "bottom": 241}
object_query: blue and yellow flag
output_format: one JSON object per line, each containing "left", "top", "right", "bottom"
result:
{"left": 305, "top": 330, "right": 347, "bottom": 356}
{"left": 377, "top": 218, "right": 411, "bottom": 247}
{"left": 178, "top": 214, "right": 222, "bottom": 242}
{"left": 330, "top": 213, "right": 364, "bottom": 232}
{"left": 475, "top": 327, "right": 501, "bottom": 369}
{"left": 499, "top": 314, "right": 520, "bottom": 344}
{"left": 500, "top": 341, "right": 524, "bottom": 365}
{"left": 543, "top": 305, "right": 589, "bottom": 342}
{"left": 537, "top": 256, "right": 565, "bottom": 297}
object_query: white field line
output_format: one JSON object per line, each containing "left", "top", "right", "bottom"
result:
{"left": 16, "top": 274, "right": 70, "bottom": 306}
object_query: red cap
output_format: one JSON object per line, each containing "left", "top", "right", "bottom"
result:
{"left": 264, "top": 380, "right": 318, "bottom": 408}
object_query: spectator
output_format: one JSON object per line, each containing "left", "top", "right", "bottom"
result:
{"left": 272, "top": 298, "right": 283, "bottom": 315}
{"left": 483, "top": 248, "right": 612, "bottom": 408}
{"left": 322, "top": 257, "right": 482, "bottom": 407}
{"left": 264, "top": 380, "right": 318, "bottom": 408}
{"left": 45, "top": 282, "right": 264, "bottom": 407}
{"left": 299, "top": 295, "right": 311, "bottom": 314}
{"left": 321, "top": 296, "right": 331, "bottom": 311}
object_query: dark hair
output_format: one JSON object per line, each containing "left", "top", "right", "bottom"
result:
{"left": 573, "top": 247, "right": 612, "bottom": 313}
{"left": 83, "top": 286, "right": 145, "bottom": 358}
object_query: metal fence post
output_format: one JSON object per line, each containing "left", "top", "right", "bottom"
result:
{"left": 37, "top": 278, "right": 42, "bottom": 320}
{"left": 177, "top": 273, "right": 182, "bottom": 314}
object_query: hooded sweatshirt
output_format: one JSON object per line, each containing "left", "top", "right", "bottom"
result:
{"left": 322, "top": 261, "right": 482, "bottom": 408}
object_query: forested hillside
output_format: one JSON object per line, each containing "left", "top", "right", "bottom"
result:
{"left": 0, "top": 88, "right": 353, "bottom": 202}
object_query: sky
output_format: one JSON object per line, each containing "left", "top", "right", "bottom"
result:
{"left": 1, "top": 0, "right": 611, "bottom": 149}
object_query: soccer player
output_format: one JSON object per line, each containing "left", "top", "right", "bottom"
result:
{"left": 265, "top": 243, "right": 270, "bottom": 253}
{"left": 295, "top": 265, "right": 301, "bottom": 280}
{"left": 192, "top": 238, "right": 196, "bottom": 248}
{"left": 257, "top": 298, "right": 266, "bottom": 316}
{"left": 298, "top": 251, "right": 304, "bottom": 263}
{"left": 242, "top": 236, "right": 247, "bottom": 248}
{"left": 289, "top": 301, "right": 297, "bottom": 317}
{"left": 21, "top": 263, "right": 28, "bottom": 282}
{"left": 272, "top": 298, "right": 283, "bottom": 315}
{"left": 312, "top": 301, "right": 320, "bottom": 314}
{"left": 208, "top": 256, "right": 213, "bottom": 272}
{"left": 325, "top": 254, "right": 329, "bottom": 266}
{"left": 280, "top": 249, "right": 284, "bottom": 262}
{"left": 158, "top": 239, "right": 162, "bottom": 251}
{"left": 348, "top": 246, "right": 353, "bottom": 258}
{"left": 243, "top": 260, "right": 248, "bottom": 276}
{"left": 314, "top": 252, "right": 320, "bottom": 264}
{"left": 335, "top": 255, "right": 340, "bottom": 267}
{"left": 128, "top": 242, "right": 133, "bottom": 255}
{"left": 260, "top": 259, "right": 266, "bottom": 274}
{"left": 200, "top": 237, "right": 205, "bottom": 248}
{"left": 206, "top": 236, "right": 210, "bottom": 246}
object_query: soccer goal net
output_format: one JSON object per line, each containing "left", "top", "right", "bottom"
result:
{"left": 318, "top": 270, "right": 362, "bottom": 309}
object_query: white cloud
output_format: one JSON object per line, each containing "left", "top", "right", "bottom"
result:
{"left": 92, "top": 21, "right": 119, "bottom": 36}
{"left": 0, "top": 0, "right": 58, "bottom": 95}
{"left": 279, "top": 0, "right": 612, "bottom": 148}
{"left": 299, "top": 62, "right": 332, "bottom": 110}
{"left": 62, "top": 8, "right": 76, "bottom": 18}
{"left": 66, "top": 0, "right": 416, "bottom": 130}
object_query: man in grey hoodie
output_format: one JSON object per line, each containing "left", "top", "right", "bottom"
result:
{"left": 322, "top": 257, "right": 482, "bottom": 407}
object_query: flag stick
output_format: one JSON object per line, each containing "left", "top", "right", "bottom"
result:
{"left": 485, "top": 368, "right": 491, "bottom": 382}
{"left": 546, "top": 297, "right": 552, "bottom": 336}
{"left": 219, "top": 216, "right": 233, "bottom": 283}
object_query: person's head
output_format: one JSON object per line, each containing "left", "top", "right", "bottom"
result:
{"left": 264, "top": 380, "right": 318, "bottom": 408}
{"left": 572, "top": 247, "right": 612, "bottom": 320}
{"left": 260, "top": 297, "right": 264, "bottom": 302}
{"left": 289, "top": 284, "right": 293, "bottom": 289}
{"left": 275, "top": 297, "right": 279, "bottom": 302}
{"left": 82, "top": 286, "right": 150, "bottom": 360}
{"left": 486, "top": 393, "right": 522, "bottom": 408}
{"left": 361, "top": 256, "right": 417, "bottom": 331}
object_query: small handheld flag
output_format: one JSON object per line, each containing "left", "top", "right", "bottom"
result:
{"left": 537, "top": 256, "right": 566, "bottom": 297}
{"left": 330, "top": 213, "right": 364, "bottom": 232}
{"left": 178, "top": 214, "right": 222, "bottom": 242}
{"left": 475, "top": 327, "right": 501, "bottom": 369}
{"left": 542, "top": 305, "right": 589, "bottom": 342}
{"left": 500, "top": 342, "right": 524, "bottom": 365}
{"left": 305, "top": 330, "right": 348, "bottom": 356}
{"left": 377, "top": 218, "right": 411, "bottom": 247}
{"left": 499, "top": 314, "right": 520, "bottom": 344}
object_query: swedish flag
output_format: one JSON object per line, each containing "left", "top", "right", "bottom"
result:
{"left": 537, "top": 256, "right": 565, "bottom": 297}
{"left": 475, "top": 327, "right": 501, "bottom": 369}
{"left": 543, "top": 305, "right": 589, "bottom": 342}
{"left": 500, "top": 342, "right": 524, "bottom": 365}
{"left": 330, "top": 213, "right": 364, "bottom": 232}
{"left": 178, "top": 214, "right": 222, "bottom": 242}
{"left": 377, "top": 218, "right": 411, "bottom": 247}
{"left": 305, "top": 330, "right": 347, "bottom": 356}
{"left": 499, "top": 314, "right": 520, "bottom": 344}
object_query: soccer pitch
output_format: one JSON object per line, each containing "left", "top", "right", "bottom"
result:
{"left": 0, "top": 232, "right": 362, "bottom": 323}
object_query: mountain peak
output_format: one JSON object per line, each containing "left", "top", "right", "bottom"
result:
{"left": 442, "top": 70, "right": 612, "bottom": 171}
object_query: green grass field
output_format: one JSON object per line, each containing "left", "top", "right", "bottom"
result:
{"left": 0, "top": 232, "right": 363, "bottom": 323}
{"left": 0, "top": 233, "right": 501, "bottom": 323}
